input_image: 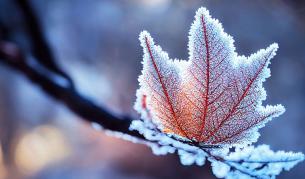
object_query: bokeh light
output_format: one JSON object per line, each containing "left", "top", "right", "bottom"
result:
{"left": 14, "top": 125, "right": 71, "bottom": 175}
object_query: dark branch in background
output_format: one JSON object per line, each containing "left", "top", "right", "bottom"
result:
{"left": 0, "top": 42, "right": 144, "bottom": 140}
{"left": 14, "top": 0, "right": 74, "bottom": 88}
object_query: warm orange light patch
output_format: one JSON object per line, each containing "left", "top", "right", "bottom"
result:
{"left": 14, "top": 125, "right": 71, "bottom": 175}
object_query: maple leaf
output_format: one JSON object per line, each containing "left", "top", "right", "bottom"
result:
{"left": 135, "top": 7, "right": 285, "bottom": 147}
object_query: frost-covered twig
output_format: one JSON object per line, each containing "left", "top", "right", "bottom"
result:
{"left": 130, "top": 119, "right": 304, "bottom": 179}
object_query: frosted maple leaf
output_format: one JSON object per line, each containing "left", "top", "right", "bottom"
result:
{"left": 126, "top": 7, "right": 304, "bottom": 178}
{"left": 135, "top": 7, "right": 284, "bottom": 147}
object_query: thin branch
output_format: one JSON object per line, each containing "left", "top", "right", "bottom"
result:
{"left": 203, "top": 149, "right": 265, "bottom": 178}
{"left": 0, "top": 41, "right": 143, "bottom": 139}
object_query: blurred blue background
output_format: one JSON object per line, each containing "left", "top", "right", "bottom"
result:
{"left": 0, "top": 0, "right": 304, "bottom": 178}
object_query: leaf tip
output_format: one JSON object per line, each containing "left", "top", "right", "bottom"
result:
{"left": 277, "top": 104, "right": 286, "bottom": 114}
{"left": 299, "top": 153, "right": 305, "bottom": 161}
{"left": 195, "top": 7, "right": 210, "bottom": 19}
{"left": 139, "top": 30, "right": 154, "bottom": 48}
{"left": 262, "top": 104, "right": 286, "bottom": 119}
{"left": 270, "top": 42, "right": 279, "bottom": 49}
{"left": 268, "top": 42, "right": 279, "bottom": 54}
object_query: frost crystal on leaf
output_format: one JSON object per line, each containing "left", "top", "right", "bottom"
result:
{"left": 130, "top": 6, "right": 304, "bottom": 179}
